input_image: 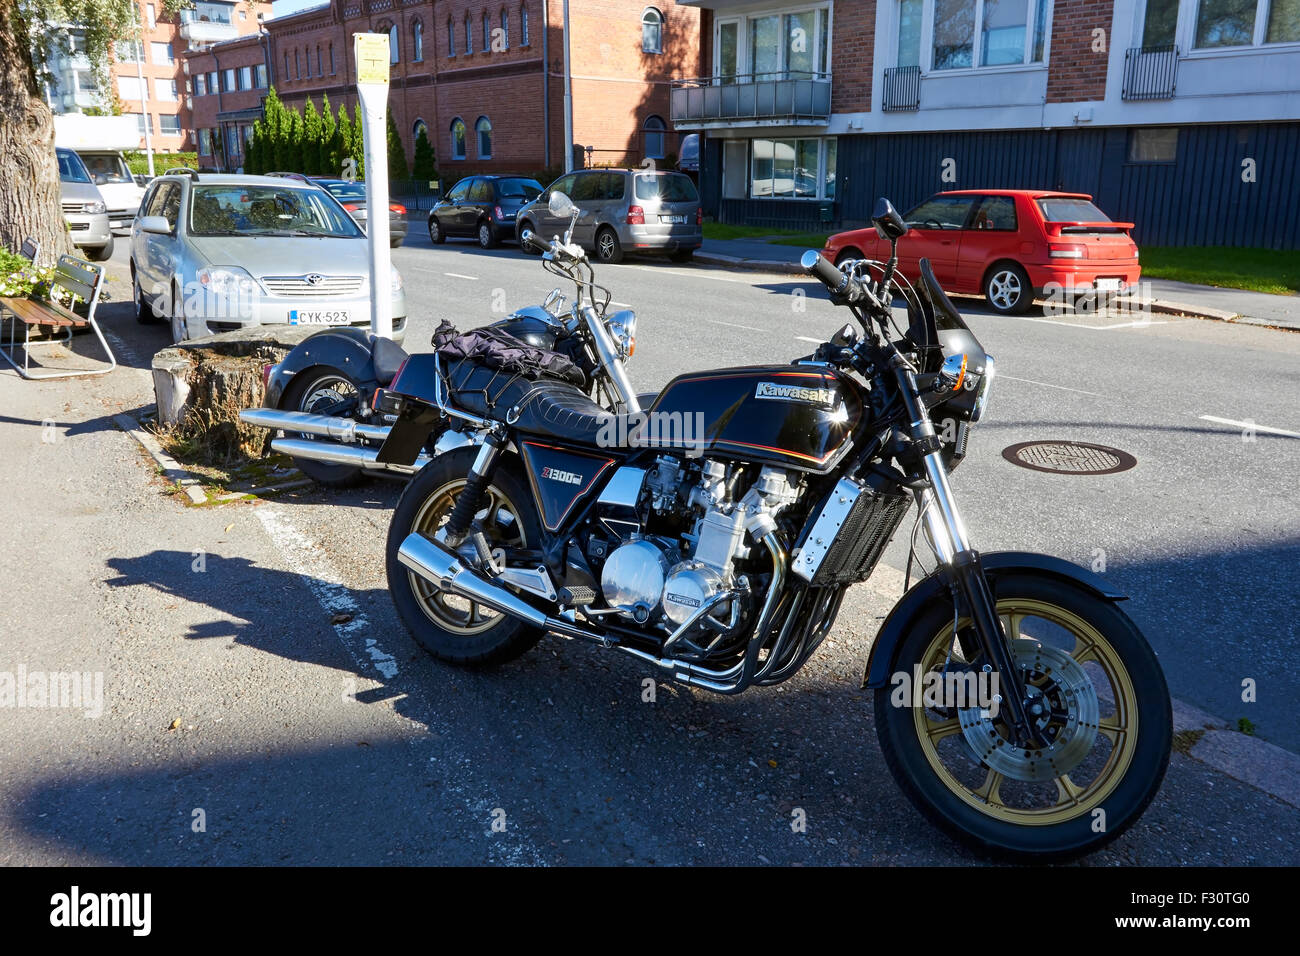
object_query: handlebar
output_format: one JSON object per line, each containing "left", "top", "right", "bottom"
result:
{"left": 520, "top": 228, "right": 586, "bottom": 264}
{"left": 800, "top": 250, "right": 882, "bottom": 312}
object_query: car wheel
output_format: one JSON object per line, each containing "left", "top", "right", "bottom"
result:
{"left": 427, "top": 215, "right": 445, "bottom": 244}
{"left": 390, "top": 235, "right": 404, "bottom": 249}
{"left": 170, "top": 282, "right": 188, "bottom": 344}
{"left": 595, "top": 227, "right": 623, "bottom": 264}
{"left": 519, "top": 221, "right": 541, "bottom": 254}
{"left": 132, "top": 265, "right": 159, "bottom": 325}
{"left": 477, "top": 220, "right": 498, "bottom": 249}
{"left": 835, "top": 247, "right": 864, "bottom": 267}
{"left": 86, "top": 237, "right": 113, "bottom": 262}
{"left": 985, "top": 263, "right": 1033, "bottom": 315}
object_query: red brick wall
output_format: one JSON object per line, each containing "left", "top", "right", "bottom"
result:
{"left": 1046, "top": 0, "right": 1113, "bottom": 103}
{"left": 831, "top": 0, "right": 875, "bottom": 114}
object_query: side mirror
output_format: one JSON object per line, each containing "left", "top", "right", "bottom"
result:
{"left": 872, "top": 198, "right": 908, "bottom": 241}
{"left": 138, "top": 215, "right": 172, "bottom": 235}
{"left": 548, "top": 191, "right": 575, "bottom": 218}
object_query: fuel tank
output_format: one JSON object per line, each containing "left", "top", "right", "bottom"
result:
{"left": 645, "top": 365, "right": 862, "bottom": 473}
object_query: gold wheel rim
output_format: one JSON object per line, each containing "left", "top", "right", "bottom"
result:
{"left": 406, "top": 478, "right": 527, "bottom": 636}
{"left": 912, "top": 598, "right": 1138, "bottom": 826}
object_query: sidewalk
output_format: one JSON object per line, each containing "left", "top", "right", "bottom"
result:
{"left": 697, "top": 238, "right": 1300, "bottom": 330}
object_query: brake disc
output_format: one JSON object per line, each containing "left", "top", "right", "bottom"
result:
{"left": 958, "top": 639, "right": 1100, "bottom": 782}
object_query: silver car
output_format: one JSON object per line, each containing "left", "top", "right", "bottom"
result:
{"left": 517, "top": 168, "right": 702, "bottom": 264}
{"left": 129, "top": 172, "right": 407, "bottom": 345}
{"left": 56, "top": 147, "right": 114, "bottom": 262}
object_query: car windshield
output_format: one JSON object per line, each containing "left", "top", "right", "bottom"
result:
{"left": 83, "top": 153, "right": 134, "bottom": 185}
{"left": 188, "top": 184, "right": 364, "bottom": 237}
{"left": 1037, "top": 197, "right": 1110, "bottom": 222}
{"left": 494, "top": 178, "right": 542, "bottom": 200}
{"left": 634, "top": 173, "right": 698, "bottom": 203}
{"left": 322, "top": 181, "right": 367, "bottom": 201}
{"left": 57, "top": 150, "right": 91, "bottom": 184}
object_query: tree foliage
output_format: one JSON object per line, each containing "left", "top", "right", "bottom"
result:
{"left": 386, "top": 111, "right": 407, "bottom": 181}
{"left": 412, "top": 124, "right": 437, "bottom": 183}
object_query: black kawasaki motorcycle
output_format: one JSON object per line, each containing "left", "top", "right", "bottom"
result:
{"left": 376, "top": 196, "right": 1172, "bottom": 860}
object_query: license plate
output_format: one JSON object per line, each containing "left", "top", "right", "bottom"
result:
{"left": 1095, "top": 278, "right": 1122, "bottom": 292}
{"left": 660, "top": 214, "right": 687, "bottom": 224}
{"left": 289, "top": 309, "right": 351, "bottom": 325}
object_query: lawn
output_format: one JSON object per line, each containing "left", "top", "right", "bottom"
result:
{"left": 1138, "top": 247, "right": 1299, "bottom": 296}
{"left": 702, "top": 222, "right": 830, "bottom": 248}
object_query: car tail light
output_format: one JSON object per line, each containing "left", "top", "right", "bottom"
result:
{"left": 342, "top": 202, "right": 360, "bottom": 212}
{"left": 627, "top": 205, "right": 645, "bottom": 225}
{"left": 696, "top": 207, "right": 703, "bottom": 225}
{"left": 1049, "top": 243, "right": 1086, "bottom": 259}
{"left": 389, "top": 203, "right": 406, "bottom": 215}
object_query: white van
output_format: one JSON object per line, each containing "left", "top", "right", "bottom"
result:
{"left": 53, "top": 115, "right": 146, "bottom": 231}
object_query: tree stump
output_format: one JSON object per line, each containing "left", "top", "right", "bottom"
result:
{"left": 151, "top": 325, "right": 321, "bottom": 461}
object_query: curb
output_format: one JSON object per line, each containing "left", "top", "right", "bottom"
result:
{"left": 113, "top": 410, "right": 208, "bottom": 505}
{"left": 694, "top": 252, "right": 804, "bottom": 276}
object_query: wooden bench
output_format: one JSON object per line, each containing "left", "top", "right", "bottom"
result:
{"left": 0, "top": 253, "right": 116, "bottom": 380}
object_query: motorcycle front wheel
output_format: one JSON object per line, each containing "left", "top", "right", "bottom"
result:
{"left": 873, "top": 573, "right": 1171, "bottom": 861}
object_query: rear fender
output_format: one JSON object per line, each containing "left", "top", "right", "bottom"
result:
{"left": 266, "top": 327, "right": 381, "bottom": 408}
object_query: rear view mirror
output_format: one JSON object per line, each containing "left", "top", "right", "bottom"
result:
{"left": 873, "top": 198, "right": 908, "bottom": 241}
{"left": 138, "top": 215, "right": 171, "bottom": 235}
{"left": 548, "top": 191, "right": 575, "bottom": 218}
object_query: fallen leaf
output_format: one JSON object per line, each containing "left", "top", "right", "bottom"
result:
{"left": 768, "top": 759, "right": 778, "bottom": 768}
{"left": 168, "top": 718, "right": 182, "bottom": 731}
{"left": 331, "top": 612, "right": 353, "bottom": 625}
{"left": 224, "top": 523, "right": 234, "bottom": 533}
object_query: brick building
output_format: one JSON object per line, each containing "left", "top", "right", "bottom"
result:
{"left": 185, "top": 0, "right": 704, "bottom": 178}
{"left": 677, "top": 0, "right": 1300, "bottom": 247}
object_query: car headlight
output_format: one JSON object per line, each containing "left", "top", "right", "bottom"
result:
{"left": 82, "top": 201, "right": 106, "bottom": 215}
{"left": 606, "top": 309, "right": 636, "bottom": 360}
{"left": 971, "top": 355, "right": 995, "bottom": 423}
{"left": 390, "top": 265, "right": 403, "bottom": 294}
{"left": 197, "top": 266, "right": 259, "bottom": 297}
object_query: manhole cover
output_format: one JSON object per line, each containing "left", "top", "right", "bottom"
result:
{"left": 1001, "top": 441, "right": 1137, "bottom": 475}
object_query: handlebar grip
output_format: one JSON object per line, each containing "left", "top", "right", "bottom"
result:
{"left": 800, "top": 250, "right": 848, "bottom": 295}
{"left": 519, "top": 229, "right": 547, "bottom": 255}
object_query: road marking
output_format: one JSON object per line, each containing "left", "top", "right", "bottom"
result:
{"left": 794, "top": 336, "right": 824, "bottom": 344}
{"left": 1000, "top": 374, "right": 1104, "bottom": 397}
{"left": 443, "top": 272, "right": 478, "bottom": 280}
{"left": 995, "top": 314, "right": 1170, "bottom": 330}
{"left": 706, "top": 318, "right": 766, "bottom": 332}
{"left": 1200, "top": 415, "right": 1300, "bottom": 438}
{"left": 254, "top": 508, "right": 399, "bottom": 678}
{"left": 624, "top": 264, "right": 753, "bottom": 284}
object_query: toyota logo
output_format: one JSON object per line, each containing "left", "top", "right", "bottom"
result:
{"left": 304, "top": 274, "right": 325, "bottom": 285}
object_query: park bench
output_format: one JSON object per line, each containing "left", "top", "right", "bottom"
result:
{"left": 0, "top": 251, "right": 116, "bottom": 380}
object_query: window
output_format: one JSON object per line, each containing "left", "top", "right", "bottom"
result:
{"left": 475, "top": 116, "right": 492, "bottom": 158}
{"left": 522, "top": 4, "right": 530, "bottom": 45}
{"left": 284, "top": 52, "right": 290, "bottom": 78}
{"left": 390, "top": 23, "right": 399, "bottom": 63}
{"left": 414, "top": 19, "right": 424, "bottom": 60}
{"left": 448, "top": 17, "right": 456, "bottom": 55}
{"left": 970, "top": 195, "right": 1018, "bottom": 230}
{"left": 294, "top": 50, "right": 300, "bottom": 79}
{"left": 304, "top": 47, "right": 311, "bottom": 77}
{"left": 208, "top": 71, "right": 218, "bottom": 93}
{"left": 224, "top": 68, "right": 236, "bottom": 91}
{"left": 446, "top": 179, "right": 471, "bottom": 202}
{"left": 118, "top": 75, "right": 144, "bottom": 101}
{"left": 316, "top": 46, "right": 322, "bottom": 75}
{"left": 239, "top": 66, "right": 252, "bottom": 90}
{"left": 465, "top": 14, "right": 472, "bottom": 54}
{"left": 195, "top": 73, "right": 207, "bottom": 96}
{"left": 1037, "top": 196, "right": 1112, "bottom": 221}
{"left": 159, "top": 114, "right": 181, "bottom": 135}
{"left": 155, "top": 78, "right": 177, "bottom": 101}
{"left": 898, "top": 0, "right": 923, "bottom": 66}
{"left": 1140, "top": 0, "right": 1179, "bottom": 45}
{"left": 329, "top": 43, "right": 335, "bottom": 73}
{"left": 1196, "top": 0, "right": 1257, "bottom": 47}
{"left": 1267, "top": 0, "right": 1300, "bottom": 42}
{"left": 469, "top": 178, "right": 494, "bottom": 201}
{"left": 116, "top": 39, "right": 143, "bottom": 63}
{"left": 717, "top": 9, "right": 830, "bottom": 81}
{"left": 150, "top": 41, "right": 174, "bottom": 64}
{"left": 643, "top": 115, "right": 666, "bottom": 159}
{"left": 500, "top": 9, "right": 509, "bottom": 48}
{"left": 634, "top": 172, "right": 696, "bottom": 202}
{"left": 930, "top": 0, "right": 1046, "bottom": 69}
{"left": 483, "top": 13, "right": 491, "bottom": 51}
{"left": 905, "top": 194, "right": 976, "bottom": 227}
{"left": 413, "top": 119, "right": 429, "bottom": 142}
{"left": 198, "top": 128, "right": 212, "bottom": 156}
{"left": 747, "top": 136, "right": 836, "bottom": 199}
{"left": 146, "top": 4, "right": 156, "bottom": 29}
{"left": 451, "top": 117, "right": 467, "bottom": 159}
{"left": 1128, "top": 127, "right": 1179, "bottom": 162}
{"left": 642, "top": 7, "right": 664, "bottom": 53}
{"left": 255, "top": 63, "right": 268, "bottom": 88}
{"left": 722, "top": 141, "right": 748, "bottom": 198}
{"left": 134, "top": 112, "right": 152, "bottom": 136}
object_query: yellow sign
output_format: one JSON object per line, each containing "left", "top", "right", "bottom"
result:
{"left": 354, "top": 33, "right": 390, "bottom": 86}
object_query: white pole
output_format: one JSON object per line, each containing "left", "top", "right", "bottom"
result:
{"left": 134, "top": 14, "right": 155, "bottom": 177}
{"left": 562, "top": 0, "right": 573, "bottom": 172}
{"left": 354, "top": 33, "right": 392, "bottom": 340}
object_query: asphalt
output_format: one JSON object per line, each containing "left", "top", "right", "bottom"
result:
{"left": 0, "top": 230, "right": 1296, "bottom": 865}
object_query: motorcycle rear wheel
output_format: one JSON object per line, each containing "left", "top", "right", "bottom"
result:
{"left": 873, "top": 574, "right": 1171, "bottom": 861}
{"left": 280, "top": 369, "right": 370, "bottom": 488}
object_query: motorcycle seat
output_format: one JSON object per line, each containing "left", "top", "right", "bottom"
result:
{"left": 371, "top": 335, "right": 410, "bottom": 387}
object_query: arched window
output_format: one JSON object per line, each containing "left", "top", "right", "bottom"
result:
{"left": 329, "top": 43, "right": 335, "bottom": 74}
{"left": 284, "top": 51, "right": 290, "bottom": 79}
{"left": 450, "top": 117, "right": 467, "bottom": 160}
{"left": 475, "top": 116, "right": 492, "bottom": 159}
{"left": 447, "top": 17, "right": 455, "bottom": 56}
{"left": 464, "top": 14, "right": 471, "bottom": 55}
{"left": 641, "top": 7, "right": 663, "bottom": 54}
{"left": 316, "top": 45, "right": 322, "bottom": 75}
{"left": 521, "top": 4, "right": 529, "bottom": 45}
{"left": 294, "top": 48, "right": 300, "bottom": 78}
{"left": 500, "top": 8, "right": 509, "bottom": 48}
{"left": 643, "top": 115, "right": 666, "bottom": 159}
{"left": 482, "top": 12, "right": 490, "bottom": 52}
{"left": 413, "top": 119, "right": 429, "bottom": 142}
{"left": 413, "top": 19, "right": 423, "bottom": 61}
{"left": 388, "top": 23, "right": 399, "bottom": 64}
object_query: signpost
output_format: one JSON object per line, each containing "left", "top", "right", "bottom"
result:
{"left": 353, "top": 32, "right": 393, "bottom": 340}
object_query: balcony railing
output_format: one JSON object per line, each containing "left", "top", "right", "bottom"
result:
{"left": 670, "top": 72, "right": 831, "bottom": 128}
{"left": 180, "top": 10, "right": 238, "bottom": 43}
{"left": 882, "top": 65, "right": 921, "bottom": 112}
{"left": 1122, "top": 45, "right": 1179, "bottom": 101}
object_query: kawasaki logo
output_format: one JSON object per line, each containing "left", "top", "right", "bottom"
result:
{"left": 541, "top": 466, "right": 583, "bottom": 485}
{"left": 755, "top": 381, "right": 836, "bottom": 407}
{"left": 665, "top": 592, "right": 701, "bottom": 608}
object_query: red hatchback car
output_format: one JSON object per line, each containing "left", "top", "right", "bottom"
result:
{"left": 822, "top": 190, "right": 1140, "bottom": 315}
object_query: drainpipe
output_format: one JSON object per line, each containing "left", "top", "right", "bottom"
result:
{"left": 135, "top": 7, "right": 155, "bottom": 176}
{"left": 541, "top": 0, "right": 549, "bottom": 168}
{"left": 213, "top": 48, "right": 225, "bottom": 172}
{"left": 562, "top": 0, "right": 572, "bottom": 172}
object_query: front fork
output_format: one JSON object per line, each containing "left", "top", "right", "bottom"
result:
{"left": 892, "top": 359, "right": 1044, "bottom": 747}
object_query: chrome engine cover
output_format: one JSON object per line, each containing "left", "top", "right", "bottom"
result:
{"left": 661, "top": 561, "right": 726, "bottom": 626}
{"left": 600, "top": 537, "right": 674, "bottom": 622}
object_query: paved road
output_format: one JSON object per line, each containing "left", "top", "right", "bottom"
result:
{"left": 0, "top": 230, "right": 1295, "bottom": 865}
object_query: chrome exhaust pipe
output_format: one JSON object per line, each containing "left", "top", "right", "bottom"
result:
{"left": 271, "top": 437, "right": 429, "bottom": 473}
{"left": 240, "top": 407, "right": 391, "bottom": 444}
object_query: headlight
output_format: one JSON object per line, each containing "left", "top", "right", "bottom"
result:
{"left": 390, "top": 265, "right": 403, "bottom": 294}
{"left": 82, "top": 201, "right": 106, "bottom": 215}
{"left": 197, "top": 266, "right": 258, "bottom": 297}
{"left": 606, "top": 309, "right": 636, "bottom": 360}
{"left": 971, "top": 355, "right": 995, "bottom": 423}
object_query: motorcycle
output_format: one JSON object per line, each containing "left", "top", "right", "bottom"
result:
{"left": 375, "top": 194, "right": 1172, "bottom": 859}
{"left": 238, "top": 197, "right": 639, "bottom": 486}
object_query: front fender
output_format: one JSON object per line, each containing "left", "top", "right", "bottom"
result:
{"left": 266, "top": 327, "right": 381, "bottom": 408}
{"left": 861, "top": 551, "right": 1126, "bottom": 689}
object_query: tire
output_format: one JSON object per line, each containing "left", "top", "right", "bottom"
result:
{"left": 427, "top": 215, "right": 445, "bottom": 244}
{"left": 477, "top": 220, "right": 498, "bottom": 249}
{"left": 85, "top": 237, "right": 113, "bottom": 262}
{"left": 279, "top": 368, "right": 370, "bottom": 488}
{"left": 835, "top": 247, "right": 864, "bottom": 267}
{"left": 132, "top": 265, "right": 159, "bottom": 325}
{"left": 984, "top": 262, "right": 1033, "bottom": 315}
{"left": 873, "top": 574, "right": 1172, "bottom": 861}
{"left": 169, "top": 282, "right": 187, "bottom": 344}
{"left": 390, "top": 235, "right": 405, "bottom": 249}
{"left": 387, "top": 447, "right": 545, "bottom": 666}
{"left": 519, "top": 220, "right": 541, "bottom": 254}
{"left": 595, "top": 227, "right": 623, "bottom": 264}
{"left": 669, "top": 249, "right": 694, "bottom": 263}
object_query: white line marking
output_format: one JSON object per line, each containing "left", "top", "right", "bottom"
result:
{"left": 624, "top": 264, "right": 753, "bottom": 284}
{"left": 706, "top": 318, "right": 766, "bottom": 332}
{"left": 996, "top": 314, "right": 1170, "bottom": 330}
{"left": 794, "top": 335, "right": 824, "bottom": 344}
{"left": 1199, "top": 415, "right": 1300, "bottom": 438}
{"left": 1000, "top": 375, "right": 1104, "bottom": 397}
{"left": 255, "top": 508, "right": 399, "bottom": 678}
{"left": 444, "top": 272, "right": 478, "bottom": 280}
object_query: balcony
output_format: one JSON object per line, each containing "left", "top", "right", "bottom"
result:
{"left": 670, "top": 72, "right": 831, "bottom": 129}
{"left": 180, "top": 10, "right": 238, "bottom": 44}
{"left": 882, "top": 65, "right": 921, "bottom": 112}
{"left": 1122, "top": 45, "right": 1179, "bottom": 101}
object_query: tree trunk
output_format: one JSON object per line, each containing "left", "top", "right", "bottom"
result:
{"left": 0, "top": 0, "right": 74, "bottom": 266}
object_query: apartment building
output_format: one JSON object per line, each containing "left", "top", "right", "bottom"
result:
{"left": 185, "top": 0, "right": 703, "bottom": 177}
{"left": 675, "top": 0, "right": 1300, "bottom": 246}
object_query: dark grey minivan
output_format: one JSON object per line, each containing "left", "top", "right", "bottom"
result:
{"left": 517, "top": 168, "right": 702, "bottom": 264}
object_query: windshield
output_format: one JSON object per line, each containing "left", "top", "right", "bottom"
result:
{"left": 634, "top": 173, "right": 698, "bottom": 203}
{"left": 188, "top": 184, "right": 364, "bottom": 237}
{"left": 494, "top": 178, "right": 542, "bottom": 200}
{"left": 57, "top": 150, "right": 91, "bottom": 184}
{"left": 1036, "top": 197, "right": 1110, "bottom": 222}
{"left": 82, "top": 153, "right": 134, "bottom": 185}
{"left": 321, "top": 181, "right": 367, "bottom": 201}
